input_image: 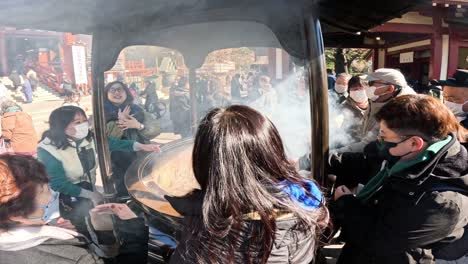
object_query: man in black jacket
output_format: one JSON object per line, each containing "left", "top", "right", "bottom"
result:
{"left": 434, "top": 69, "right": 468, "bottom": 130}
{"left": 330, "top": 94, "right": 468, "bottom": 264}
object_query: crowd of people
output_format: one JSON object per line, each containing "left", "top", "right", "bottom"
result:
{"left": 0, "top": 67, "right": 466, "bottom": 264}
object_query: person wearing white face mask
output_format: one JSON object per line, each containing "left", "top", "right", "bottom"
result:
{"left": 434, "top": 69, "right": 468, "bottom": 130}
{"left": 0, "top": 155, "right": 149, "bottom": 264}
{"left": 331, "top": 73, "right": 350, "bottom": 104}
{"left": 334, "top": 68, "right": 415, "bottom": 154}
{"left": 339, "top": 75, "right": 369, "bottom": 143}
{"left": 37, "top": 106, "right": 160, "bottom": 236}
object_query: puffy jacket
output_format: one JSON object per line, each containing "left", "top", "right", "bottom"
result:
{"left": 330, "top": 135, "right": 468, "bottom": 264}
{"left": 0, "top": 218, "right": 148, "bottom": 264}
{"left": 1, "top": 111, "right": 38, "bottom": 153}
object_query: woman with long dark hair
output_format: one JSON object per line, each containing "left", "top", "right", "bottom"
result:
{"left": 168, "top": 105, "right": 329, "bottom": 263}
{"left": 37, "top": 106, "right": 159, "bottom": 234}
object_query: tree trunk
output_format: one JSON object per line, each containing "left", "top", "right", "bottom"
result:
{"left": 334, "top": 48, "right": 347, "bottom": 74}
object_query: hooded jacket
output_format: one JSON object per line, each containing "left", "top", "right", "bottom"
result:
{"left": 331, "top": 135, "right": 468, "bottom": 264}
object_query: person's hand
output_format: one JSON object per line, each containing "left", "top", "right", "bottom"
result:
{"left": 90, "top": 191, "right": 104, "bottom": 206}
{"left": 334, "top": 185, "right": 353, "bottom": 201}
{"left": 91, "top": 203, "right": 138, "bottom": 220}
{"left": 118, "top": 105, "right": 132, "bottom": 120}
{"left": 54, "top": 217, "right": 76, "bottom": 231}
{"left": 117, "top": 115, "right": 141, "bottom": 130}
{"left": 134, "top": 142, "right": 161, "bottom": 152}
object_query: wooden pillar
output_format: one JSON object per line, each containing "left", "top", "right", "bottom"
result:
{"left": 430, "top": 10, "right": 443, "bottom": 79}
{"left": 62, "top": 33, "right": 75, "bottom": 82}
{"left": 267, "top": 48, "right": 276, "bottom": 78}
{"left": 378, "top": 48, "right": 386, "bottom": 69}
{"left": 372, "top": 49, "right": 379, "bottom": 71}
{"left": 282, "top": 50, "right": 290, "bottom": 77}
{"left": 448, "top": 26, "right": 460, "bottom": 78}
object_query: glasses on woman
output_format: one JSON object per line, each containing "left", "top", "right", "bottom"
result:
{"left": 109, "top": 86, "right": 124, "bottom": 94}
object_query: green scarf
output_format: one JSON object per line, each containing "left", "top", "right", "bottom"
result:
{"left": 356, "top": 135, "right": 452, "bottom": 202}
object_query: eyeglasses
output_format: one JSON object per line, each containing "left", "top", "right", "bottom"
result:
{"left": 369, "top": 81, "right": 389, "bottom": 87}
{"left": 377, "top": 134, "right": 410, "bottom": 143}
{"left": 109, "top": 87, "right": 124, "bottom": 94}
{"left": 377, "top": 134, "right": 428, "bottom": 143}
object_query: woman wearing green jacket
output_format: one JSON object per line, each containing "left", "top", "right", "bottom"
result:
{"left": 37, "top": 105, "right": 159, "bottom": 233}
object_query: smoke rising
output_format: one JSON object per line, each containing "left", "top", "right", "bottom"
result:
{"left": 249, "top": 69, "right": 311, "bottom": 159}
{"left": 328, "top": 92, "right": 362, "bottom": 150}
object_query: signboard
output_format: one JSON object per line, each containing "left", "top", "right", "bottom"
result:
{"left": 399, "top": 51, "right": 414, "bottom": 64}
{"left": 72, "top": 45, "right": 88, "bottom": 85}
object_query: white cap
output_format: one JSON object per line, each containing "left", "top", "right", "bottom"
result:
{"left": 364, "top": 68, "right": 408, "bottom": 87}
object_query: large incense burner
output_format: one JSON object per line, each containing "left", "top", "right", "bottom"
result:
{"left": 125, "top": 138, "right": 199, "bottom": 218}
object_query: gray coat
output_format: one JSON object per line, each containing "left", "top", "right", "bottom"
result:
{"left": 170, "top": 217, "right": 317, "bottom": 264}
{"left": 0, "top": 218, "right": 148, "bottom": 264}
{"left": 167, "top": 192, "right": 318, "bottom": 264}
{"left": 0, "top": 236, "right": 105, "bottom": 264}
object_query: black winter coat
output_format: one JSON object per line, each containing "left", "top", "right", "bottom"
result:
{"left": 330, "top": 136, "right": 468, "bottom": 264}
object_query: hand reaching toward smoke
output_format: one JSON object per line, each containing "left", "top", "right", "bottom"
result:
{"left": 133, "top": 142, "right": 161, "bottom": 152}
{"left": 91, "top": 203, "right": 138, "bottom": 220}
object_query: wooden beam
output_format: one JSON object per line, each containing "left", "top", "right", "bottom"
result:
{"left": 371, "top": 23, "right": 434, "bottom": 34}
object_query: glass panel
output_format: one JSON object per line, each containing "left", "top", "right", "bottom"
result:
{"left": 103, "top": 23, "right": 312, "bottom": 216}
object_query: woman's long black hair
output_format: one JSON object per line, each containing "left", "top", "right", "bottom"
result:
{"left": 189, "top": 105, "right": 329, "bottom": 263}
{"left": 40, "top": 106, "right": 92, "bottom": 150}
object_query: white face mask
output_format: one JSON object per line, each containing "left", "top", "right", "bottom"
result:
{"left": 445, "top": 101, "right": 468, "bottom": 121}
{"left": 365, "top": 86, "right": 379, "bottom": 101}
{"left": 366, "top": 84, "right": 390, "bottom": 101}
{"left": 350, "top": 90, "right": 368, "bottom": 103}
{"left": 70, "top": 122, "right": 89, "bottom": 140}
{"left": 335, "top": 84, "right": 347, "bottom": 94}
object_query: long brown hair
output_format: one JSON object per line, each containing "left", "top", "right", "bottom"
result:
{"left": 190, "top": 105, "right": 329, "bottom": 263}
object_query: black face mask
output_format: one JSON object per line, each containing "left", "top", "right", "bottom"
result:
{"left": 377, "top": 137, "right": 413, "bottom": 165}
